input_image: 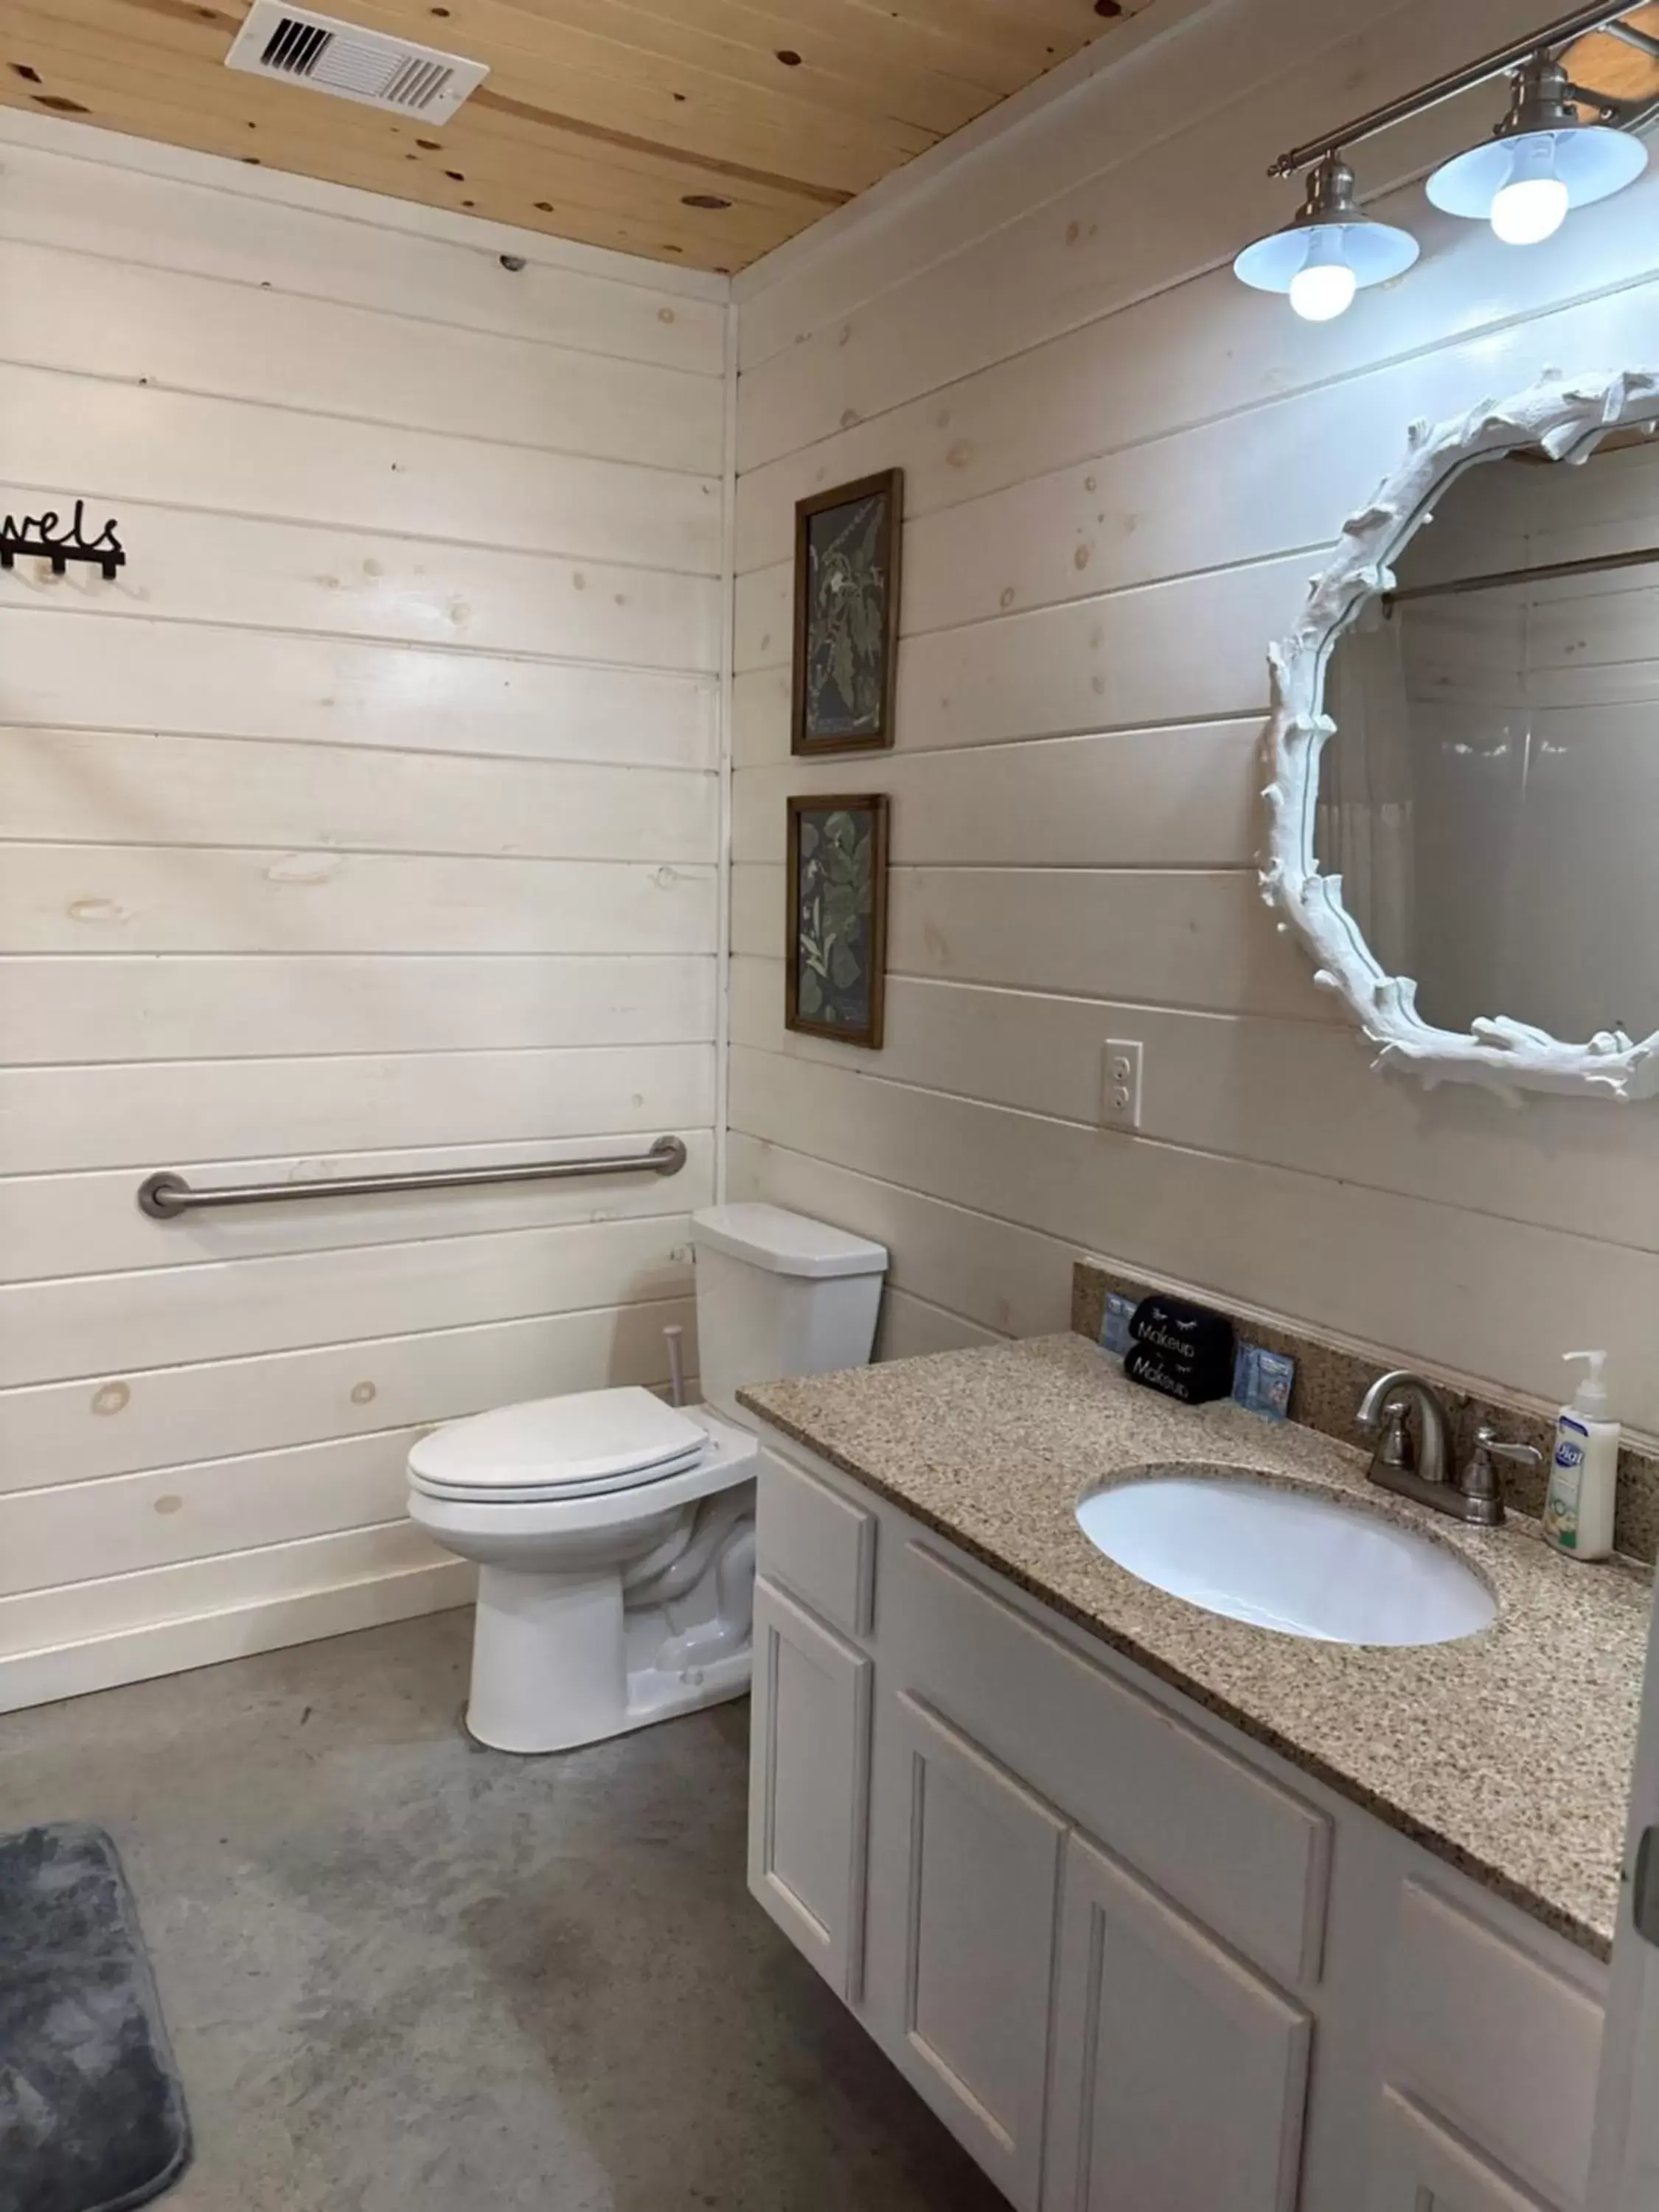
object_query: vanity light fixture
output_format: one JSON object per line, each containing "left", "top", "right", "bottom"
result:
{"left": 1427, "top": 54, "right": 1648, "bottom": 243}
{"left": 1242, "top": 1, "right": 1658, "bottom": 316}
{"left": 1232, "top": 153, "right": 1419, "bottom": 321}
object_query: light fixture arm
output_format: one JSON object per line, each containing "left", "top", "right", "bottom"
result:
{"left": 1609, "top": 18, "right": 1659, "bottom": 59}
{"left": 1267, "top": 0, "right": 1646, "bottom": 178}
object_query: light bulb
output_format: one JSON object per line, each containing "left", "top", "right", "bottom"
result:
{"left": 1288, "top": 258, "right": 1357, "bottom": 321}
{"left": 1489, "top": 170, "right": 1570, "bottom": 243}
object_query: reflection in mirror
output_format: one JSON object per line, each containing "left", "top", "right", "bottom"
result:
{"left": 1316, "top": 425, "right": 1659, "bottom": 1047}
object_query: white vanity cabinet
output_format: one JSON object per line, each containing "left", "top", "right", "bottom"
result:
{"left": 746, "top": 1433, "right": 1610, "bottom": 2212}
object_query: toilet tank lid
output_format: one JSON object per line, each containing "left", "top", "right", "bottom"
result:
{"left": 692, "top": 1203, "right": 888, "bottom": 1280}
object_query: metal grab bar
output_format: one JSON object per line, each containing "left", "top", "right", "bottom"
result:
{"left": 137, "top": 1135, "right": 688, "bottom": 1220}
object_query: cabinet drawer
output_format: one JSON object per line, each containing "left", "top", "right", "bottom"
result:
{"left": 755, "top": 1445, "right": 876, "bottom": 1639}
{"left": 887, "top": 1540, "right": 1329, "bottom": 1988}
{"left": 1370, "top": 2087, "right": 1557, "bottom": 2212}
{"left": 1384, "top": 1882, "right": 1603, "bottom": 2210}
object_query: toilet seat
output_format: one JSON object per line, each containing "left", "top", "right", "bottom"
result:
{"left": 408, "top": 1385, "right": 709, "bottom": 1506}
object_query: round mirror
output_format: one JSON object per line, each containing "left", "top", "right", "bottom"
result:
{"left": 1263, "top": 371, "right": 1659, "bottom": 1102}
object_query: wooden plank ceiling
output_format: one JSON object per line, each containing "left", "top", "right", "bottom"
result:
{"left": 0, "top": 0, "right": 1155, "bottom": 271}
{"left": 1565, "top": 4, "right": 1659, "bottom": 111}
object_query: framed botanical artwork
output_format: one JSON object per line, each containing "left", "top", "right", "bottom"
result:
{"left": 790, "top": 469, "right": 902, "bottom": 756}
{"left": 785, "top": 795, "right": 889, "bottom": 1049}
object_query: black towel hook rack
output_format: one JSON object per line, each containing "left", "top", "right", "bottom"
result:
{"left": 0, "top": 498, "right": 125, "bottom": 581}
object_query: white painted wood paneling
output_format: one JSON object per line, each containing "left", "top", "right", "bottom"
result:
{"left": 734, "top": 268, "right": 1659, "bottom": 583}
{"left": 0, "top": 114, "right": 727, "bottom": 1701}
{"left": 730, "top": 726, "right": 1267, "bottom": 866}
{"left": 0, "top": 1214, "right": 696, "bottom": 1390}
{"left": 0, "top": 501, "right": 720, "bottom": 672}
{"left": 730, "top": 0, "right": 1659, "bottom": 1441}
{"left": 0, "top": 365, "right": 721, "bottom": 571}
{"left": 3, "top": 1043, "right": 714, "bottom": 1174}
{"left": 1, "top": 849, "right": 716, "bottom": 955}
{"left": 730, "top": 1035, "right": 1659, "bottom": 1431}
{"left": 0, "top": 125, "right": 729, "bottom": 368}
{"left": 0, "top": 954, "right": 716, "bottom": 1066}
{"left": 0, "top": 618, "right": 715, "bottom": 767}
{"left": 1, "top": 731, "right": 717, "bottom": 861}
{"left": 0, "top": 238, "right": 724, "bottom": 474}
{"left": 874, "top": 1289, "right": 1003, "bottom": 1363}
{"left": 734, "top": 979, "right": 1658, "bottom": 1256}
{"left": 731, "top": 864, "right": 1329, "bottom": 1016}
{"left": 732, "top": 563, "right": 1296, "bottom": 762}
{"left": 0, "top": 1430, "right": 422, "bottom": 1599}
{"left": 0, "top": 1524, "right": 475, "bottom": 1714}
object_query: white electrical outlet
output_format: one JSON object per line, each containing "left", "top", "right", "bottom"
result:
{"left": 1103, "top": 1039, "right": 1144, "bottom": 1129}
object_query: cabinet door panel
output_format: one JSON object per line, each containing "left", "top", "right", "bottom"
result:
{"left": 748, "top": 1575, "right": 872, "bottom": 2002}
{"left": 1047, "top": 1831, "right": 1310, "bottom": 2212}
{"left": 877, "top": 1692, "right": 1066, "bottom": 2212}
{"left": 1369, "top": 2087, "right": 1556, "bottom": 2212}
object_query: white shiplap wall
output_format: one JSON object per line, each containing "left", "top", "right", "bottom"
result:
{"left": 0, "top": 111, "right": 729, "bottom": 1707}
{"left": 726, "top": 0, "right": 1659, "bottom": 1436}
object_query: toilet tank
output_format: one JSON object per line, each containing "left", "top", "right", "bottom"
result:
{"left": 690, "top": 1203, "right": 888, "bottom": 1422}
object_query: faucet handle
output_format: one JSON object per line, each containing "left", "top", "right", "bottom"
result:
{"left": 1368, "top": 1397, "right": 1416, "bottom": 1473}
{"left": 1470, "top": 1422, "right": 1543, "bottom": 1468}
{"left": 1461, "top": 1422, "right": 1543, "bottom": 1523}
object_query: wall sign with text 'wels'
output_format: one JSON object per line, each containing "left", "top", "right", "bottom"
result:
{"left": 0, "top": 499, "right": 125, "bottom": 580}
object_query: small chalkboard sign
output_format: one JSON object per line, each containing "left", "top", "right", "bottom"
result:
{"left": 1123, "top": 1295, "right": 1235, "bottom": 1406}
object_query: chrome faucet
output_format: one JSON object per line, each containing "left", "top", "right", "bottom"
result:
{"left": 1355, "top": 1369, "right": 1540, "bottom": 1528}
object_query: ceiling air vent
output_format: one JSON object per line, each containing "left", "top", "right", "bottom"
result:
{"left": 225, "top": 2, "right": 487, "bottom": 121}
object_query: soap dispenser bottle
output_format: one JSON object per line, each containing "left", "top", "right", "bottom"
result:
{"left": 1542, "top": 1350, "right": 1619, "bottom": 1561}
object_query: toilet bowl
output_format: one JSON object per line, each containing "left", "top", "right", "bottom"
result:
{"left": 408, "top": 1392, "right": 760, "bottom": 1753}
{"left": 407, "top": 1204, "right": 887, "bottom": 1754}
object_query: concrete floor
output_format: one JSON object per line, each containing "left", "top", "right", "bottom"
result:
{"left": 0, "top": 1610, "right": 1005, "bottom": 2212}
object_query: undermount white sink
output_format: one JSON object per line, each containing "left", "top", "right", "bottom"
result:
{"left": 1075, "top": 1470, "right": 1497, "bottom": 1647}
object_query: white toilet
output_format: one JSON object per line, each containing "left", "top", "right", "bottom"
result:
{"left": 407, "top": 1203, "right": 887, "bottom": 1753}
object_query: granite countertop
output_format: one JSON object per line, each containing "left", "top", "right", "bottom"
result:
{"left": 740, "top": 1332, "right": 1654, "bottom": 1961}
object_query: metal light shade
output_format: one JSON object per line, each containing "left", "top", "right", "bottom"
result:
{"left": 1427, "top": 125, "right": 1646, "bottom": 217}
{"left": 1234, "top": 153, "right": 1419, "bottom": 298}
{"left": 1427, "top": 55, "right": 1648, "bottom": 220}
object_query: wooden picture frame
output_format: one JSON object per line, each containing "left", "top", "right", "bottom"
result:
{"left": 790, "top": 469, "right": 903, "bottom": 756}
{"left": 785, "top": 794, "right": 889, "bottom": 1049}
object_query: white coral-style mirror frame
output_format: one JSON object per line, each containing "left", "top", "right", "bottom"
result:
{"left": 1261, "top": 368, "right": 1659, "bottom": 1105}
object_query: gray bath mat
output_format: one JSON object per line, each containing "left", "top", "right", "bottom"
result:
{"left": 0, "top": 1823, "right": 190, "bottom": 2212}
